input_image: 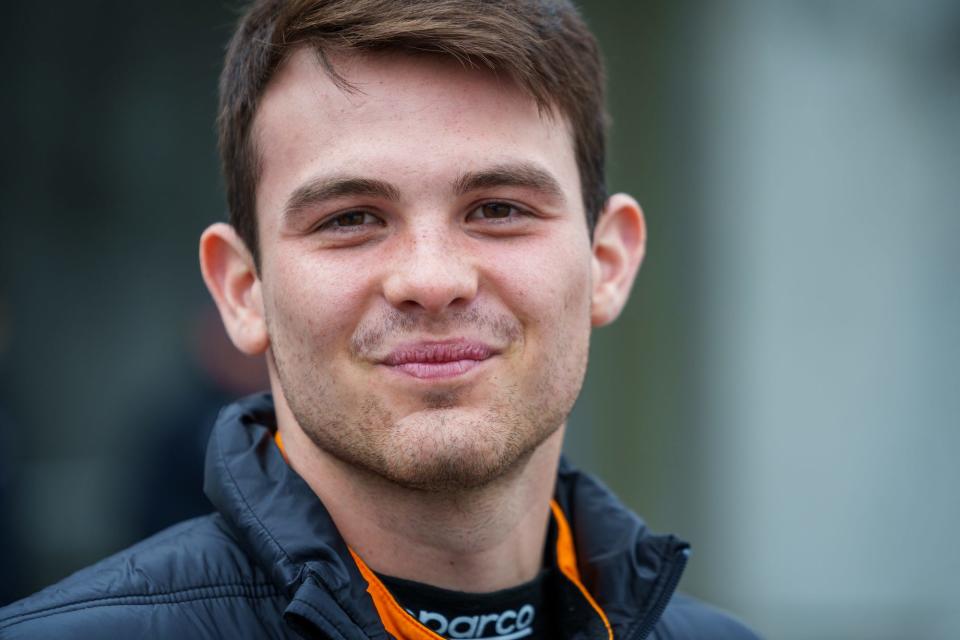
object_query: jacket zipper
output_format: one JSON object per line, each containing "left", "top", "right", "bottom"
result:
{"left": 627, "top": 547, "right": 689, "bottom": 640}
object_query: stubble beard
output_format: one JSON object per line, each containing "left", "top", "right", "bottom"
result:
{"left": 267, "top": 309, "right": 588, "bottom": 492}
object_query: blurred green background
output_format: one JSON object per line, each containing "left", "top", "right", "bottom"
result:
{"left": 1, "top": 2, "right": 958, "bottom": 638}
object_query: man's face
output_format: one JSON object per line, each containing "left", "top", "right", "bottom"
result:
{"left": 252, "top": 49, "right": 594, "bottom": 490}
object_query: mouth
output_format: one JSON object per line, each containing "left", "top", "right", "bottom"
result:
{"left": 380, "top": 340, "right": 497, "bottom": 380}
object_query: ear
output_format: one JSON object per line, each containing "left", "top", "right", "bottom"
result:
{"left": 590, "top": 194, "right": 647, "bottom": 327}
{"left": 199, "top": 223, "right": 269, "bottom": 354}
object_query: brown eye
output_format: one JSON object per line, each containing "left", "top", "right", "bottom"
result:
{"left": 334, "top": 212, "right": 370, "bottom": 226}
{"left": 481, "top": 203, "right": 513, "bottom": 218}
{"left": 318, "top": 211, "right": 382, "bottom": 232}
{"left": 467, "top": 202, "right": 526, "bottom": 222}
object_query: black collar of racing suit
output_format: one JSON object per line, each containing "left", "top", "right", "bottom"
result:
{"left": 204, "top": 393, "right": 689, "bottom": 640}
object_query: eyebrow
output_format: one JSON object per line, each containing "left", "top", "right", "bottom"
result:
{"left": 453, "top": 162, "right": 566, "bottom": 202}
{"left": 283, "top": 161, "right": 566, "bottom": 221}
{"left": 284, "top": 176, "right": 402, "bottom": 220}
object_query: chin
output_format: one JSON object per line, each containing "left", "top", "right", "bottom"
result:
{"left": 380, "top": 451, "right": 521, "bottom": 492}
{"left": 280, "top": 351, "right": 578, "bottom": 492}
{"left": 298, "top": 398, "right": 560, "bottom": 492}
{"left": 371, "top": 406, "right": 552, "bottom": 492}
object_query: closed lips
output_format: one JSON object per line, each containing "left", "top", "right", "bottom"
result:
{"left": 382, "top": 342, "right": 495, "bottom": 379}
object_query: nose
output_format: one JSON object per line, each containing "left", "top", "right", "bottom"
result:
{"left": 382, "top": 228, "right": 478, "bottom": 314}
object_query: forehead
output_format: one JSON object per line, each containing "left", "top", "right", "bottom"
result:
{"left": 251, "top": 48, "right": 581, "bottom": 217}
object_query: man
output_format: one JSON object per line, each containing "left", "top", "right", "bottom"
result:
{"left": 0, "top": 1, "right": 758, "bottom": 638}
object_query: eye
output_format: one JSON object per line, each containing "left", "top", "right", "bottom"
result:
{"left": 317, "top": 210, "right": 383, "bottom": 231}
{"left": 465, "top": 202, "right": 527, "bottom": 222}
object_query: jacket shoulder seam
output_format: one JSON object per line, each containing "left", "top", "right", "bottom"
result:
{"left": 0, "top": 582, "right": 281, "bottom": 629}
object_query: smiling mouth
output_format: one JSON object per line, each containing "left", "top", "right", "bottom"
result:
{"left": 380, "top": 341, "right": 496, "bottom": 380}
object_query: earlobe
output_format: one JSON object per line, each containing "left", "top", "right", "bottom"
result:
{"left": 590, "top": 194, "right": 646, "bottom": 327}
{"left": 199, "top": 223, "right": 269, "bottom": 355}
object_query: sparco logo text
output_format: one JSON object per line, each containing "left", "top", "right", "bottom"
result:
{"left": 407, "top": 604, "right": 535, "bottom": 640}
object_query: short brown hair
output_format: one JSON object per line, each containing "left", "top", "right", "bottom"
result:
{"left": 218, "top": 0, "right": 608, "bottom": 265}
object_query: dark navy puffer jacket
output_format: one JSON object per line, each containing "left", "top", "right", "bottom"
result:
{"left": 0, "top": 394, "right": 759, "bottom": 639}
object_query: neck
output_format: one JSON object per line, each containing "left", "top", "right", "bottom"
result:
{"left": 275, "top": 400, "right": 563, "bottom": 593}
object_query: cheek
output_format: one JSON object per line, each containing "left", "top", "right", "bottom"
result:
{"left": 265, "top": 254, "right": 372, "bottom": 352}
{"left": 487, "top": 232, "right": 594, "bottom": 336}
{"left": 485, "top": 234, "right": 592, "bottom": 414}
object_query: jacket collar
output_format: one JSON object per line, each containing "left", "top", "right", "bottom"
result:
{"left": 553, "top": 459, "right": 690, "bottom": 638}
{"left": 204, "top": 393, "right": 387, "bottom": 638}
{"left": 204, "top": 393, "right": 688, "bottom": 639}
